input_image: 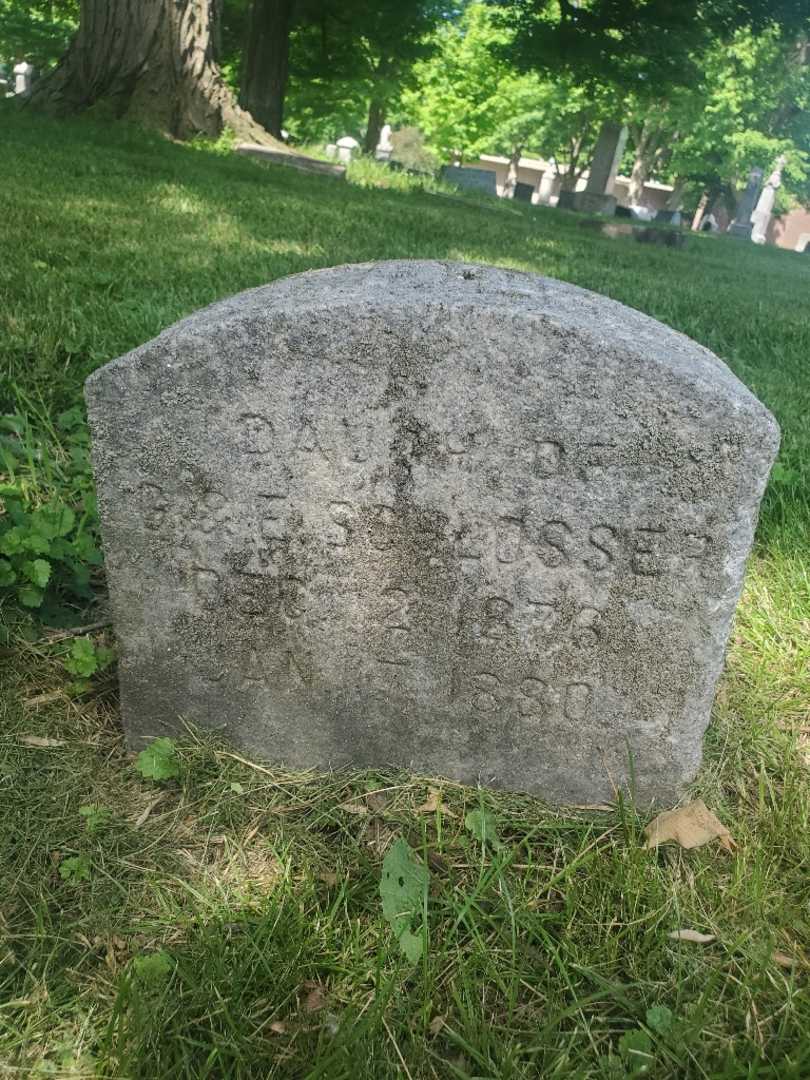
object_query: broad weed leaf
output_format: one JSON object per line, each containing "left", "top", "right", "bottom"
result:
{"left": 380, "top": 838, "right": 429, "bottom": 963}
{"left": 136, "top": 737, "right": 180, "bottom": 781}
{"left": 464, "top": 808, "right": 504, "bottom": 849}
{"left": 133, "top": 951, "right": 174, "bottom": 982}
{"left": 646, "top": 1005, "right": 674, "bottom": 1034}
{"left": 64, "top": 637, "right": 99, "bottom": 677}
{"left": 59, "top": 855, "right": 92, "bottom": 883}
{"left": 17, "top": 584, "right": 44, "bottom": 608}
{"left": 24, "top": 558, "right": 51, "bottom": 588}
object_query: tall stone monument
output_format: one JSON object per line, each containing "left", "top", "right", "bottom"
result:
{"left": 728, "top": 167, "right": 763, "bottom": 238}
{"left": 572, "top": 122, "right": 628, "bottom": 216}
{"left": 751, "top": 157, "right": 785, "bottom": 245}
{"left": 86, "top": 261, "right": 778, "bottom": 805}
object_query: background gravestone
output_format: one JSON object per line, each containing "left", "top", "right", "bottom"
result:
{"left": 440, "top": 166, "right": 498, "bottom": 196}
{"left": 86, "top": 261, "right": 779, "bottom": 804}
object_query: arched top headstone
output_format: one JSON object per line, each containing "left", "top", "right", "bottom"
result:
{"left": 86, "top": 261, "right": 778, "bottom": 804}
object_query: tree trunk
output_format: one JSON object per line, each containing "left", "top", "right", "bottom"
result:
{"left": 363, "top": 96, "right": 386, "bottom": 155}
{"left": 503, "top": 145, "right": 523, "bottom": 199}
{"left": 628, "top": 145, "right": 649, "bottom": 205}
{"left": 665, "top": 177, "right": 687, "bottom": 211}
{"left": 241, "top": 0, "right": 294, "bottom": 138}
{"left": 29, "top": 0, "right": 283, "bottom": 145}
{"left": 627, "top": 121, "right": 659, "bottom": 205}
{"left": 691, "top": 189, "right": 709, "bottom": 232}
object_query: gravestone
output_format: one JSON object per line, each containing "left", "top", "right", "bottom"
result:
{"left": 556, "top": 189, "right": 577, "bottom": 210}
{"left": 375, "top": 124, "right": 394, "bottom": 162}
{"left": 13, "top": 60, "right": 34, "bottom": 97}
{"left": 440, "top": 166, "right": 498, "bottom": 196}
{"left": 655, "top": 209, "right": 682, "bottom": 227}
{"left": 751, "top": 156, "right": 785, "bottom": 245}
{"left": 728, "top": 167, "right": 763, "bottom": 239}
{"left": 572, "top": 122, "right": 627, "bottom": 216}
{"left": 86, "top": 260, "right": 778, "bottom": 805}
{"left": 336, "top": 136, "right": 359, "bottom": 165}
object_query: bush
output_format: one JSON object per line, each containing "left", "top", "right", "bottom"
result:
{"left": 0, "top": 406, "right": 102, "bottom": 625}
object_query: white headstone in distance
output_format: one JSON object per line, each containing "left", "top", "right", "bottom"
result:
{"left": 751, "top": 157, "right": 785, "bottom": 245}
{"left": 13, "top": 60, "right": 34, "bottom": 97}
{"left": 375, "top": 124, "right": 394, "bottom": 161}
{"left": 336, "top": 136, "right": 360, "bottom": 165}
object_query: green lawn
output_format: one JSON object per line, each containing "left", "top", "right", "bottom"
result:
{"left": 1, "top": 110, "right": 808, "bottom": 1078}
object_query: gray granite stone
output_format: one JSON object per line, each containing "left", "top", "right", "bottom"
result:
{"left": 440, "top": 166, "right": 498, "bottom": 195}
{"left": 85, "top": 260, "right": 779, "bottom": 804}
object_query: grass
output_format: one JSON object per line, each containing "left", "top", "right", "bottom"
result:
{"left": 1, "top": 107, "right": 809, "bottom": 1077}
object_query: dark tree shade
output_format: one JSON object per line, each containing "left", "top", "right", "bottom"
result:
{"left": 28, "top": 0, "right": 281, "bottom": 143}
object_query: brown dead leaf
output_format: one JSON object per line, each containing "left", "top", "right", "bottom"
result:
{"left": 668, "top": 929, "right": 716, "bottom": 944}
{"left": 773, "top": 950, "right": 797, "bottom": 969}
{"left": 644, "top": 800, "right": 735, "bottom": 851}
{"left": 20, "top": 735, "right": 66, "bottom": 748}
{"left": 302, "top": 984, "right": 327, "bottom": 1012}
{"left": 269, "top": 1021, "right": 287, "bottom": 1035}
{"left": 429, "top": 1014, "right": 445, "bottom": 1036}
{"left": 338, "top": 801, "right": 369, "bottom": 816}
{"left": 318, "top": 871, "right": 339, "bottom": 887}
{"left": 133, "top": 795, "right": 163, "bottom": 828}
{"left": 416, "top": 786, "right": 457, "bottom": 818}
{"left": 24, "top": 692, "right": 63, "bottom": 708}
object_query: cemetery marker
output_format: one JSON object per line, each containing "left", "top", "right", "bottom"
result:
{"left": 86, "top": 261, "right": 778, "bottom": 804}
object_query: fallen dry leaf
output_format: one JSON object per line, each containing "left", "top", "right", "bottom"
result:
{"left": 20, "top": 735, "right": 66, "bottom": 748}
{"left": 24, "top": 692, "right": 63, "bottom": 708}
{"left": 773, "top": 951, "right": 797, "bottom": 969}
{"left": 302, "top": 984, "right": 327, "bottom": 1012}
{"left": 338, "top": 801, "right": 369, "bottom": 816}
{"left": 668, "top": 929, "right": 716, "bottom": 944}
{"left": 133, "top": 795, "right": 163, "bottom": 828}
{"left": 644, "top": 800, "right": 735, "bottom": 851}
{"left": 318, "top": 871, "right": 339, "bottom": 887}
{"left": 429, "top": 1014, "right": 445, "bottom": 1036}
{"left": 269, "top": 1021, "right": 287, "bottom": 1035}
{"left": 416, "top": 786, "right": 457, "bottom": 817}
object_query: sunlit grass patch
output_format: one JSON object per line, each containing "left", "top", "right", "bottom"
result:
{"left": 0, "top": 109, "right": 808, "bottom": 1076}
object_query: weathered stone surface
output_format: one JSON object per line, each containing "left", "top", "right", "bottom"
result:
{"left": 85, "top": 260, "right": 779, "bottom": 804}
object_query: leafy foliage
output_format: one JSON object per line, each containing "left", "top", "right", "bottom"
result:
{"left": 132, "top": 951, "right": 175, "bottom": 984}
{"left": 63, "top": 636, "right": 114, "bottom": 679}
{"left": 0, "top": 0, "right": 78, "bottom": 71}
{"left": 0, "top": 407, "right": 102, "bottom": 622}
{"left": 402, "top": 3, "right": 612, "bottom": 182}
{"left": 380, "top": 838, "right": 429, "bottom": 962}
{"left": 58, "top": 853, "right": 92, "bottom": 883}
{"left": 135, "top": 738, "right": 180, "bottom": 782}
{"left": 78, "top": 803, "right": 111, "bottom": 835}
{"left": 464, "top": 807, "right": 504, "bottom": 850}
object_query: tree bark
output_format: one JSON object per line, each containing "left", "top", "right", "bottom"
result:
{"left": 665, "top": 177, "right": 687, "bottom": 211}
{"left": 691, "top": 189, "right": 709, "bottom": 231}
{"left": 241, "top": 0, "right": 294, "bottom": 138}
{"left": 503, "top": 145, "right": 523, "bottom": 199}
{"left": 29, "top": 0, "right": 284, "bottom": 145}
{"left": 627, "top": 120, "right": 660, "bottom": 205}
{"left": 363, "top": 96, "right": 386, "bottom": 155}
{"left": 627, "top": 142, "right": 650, "bottom": 204}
